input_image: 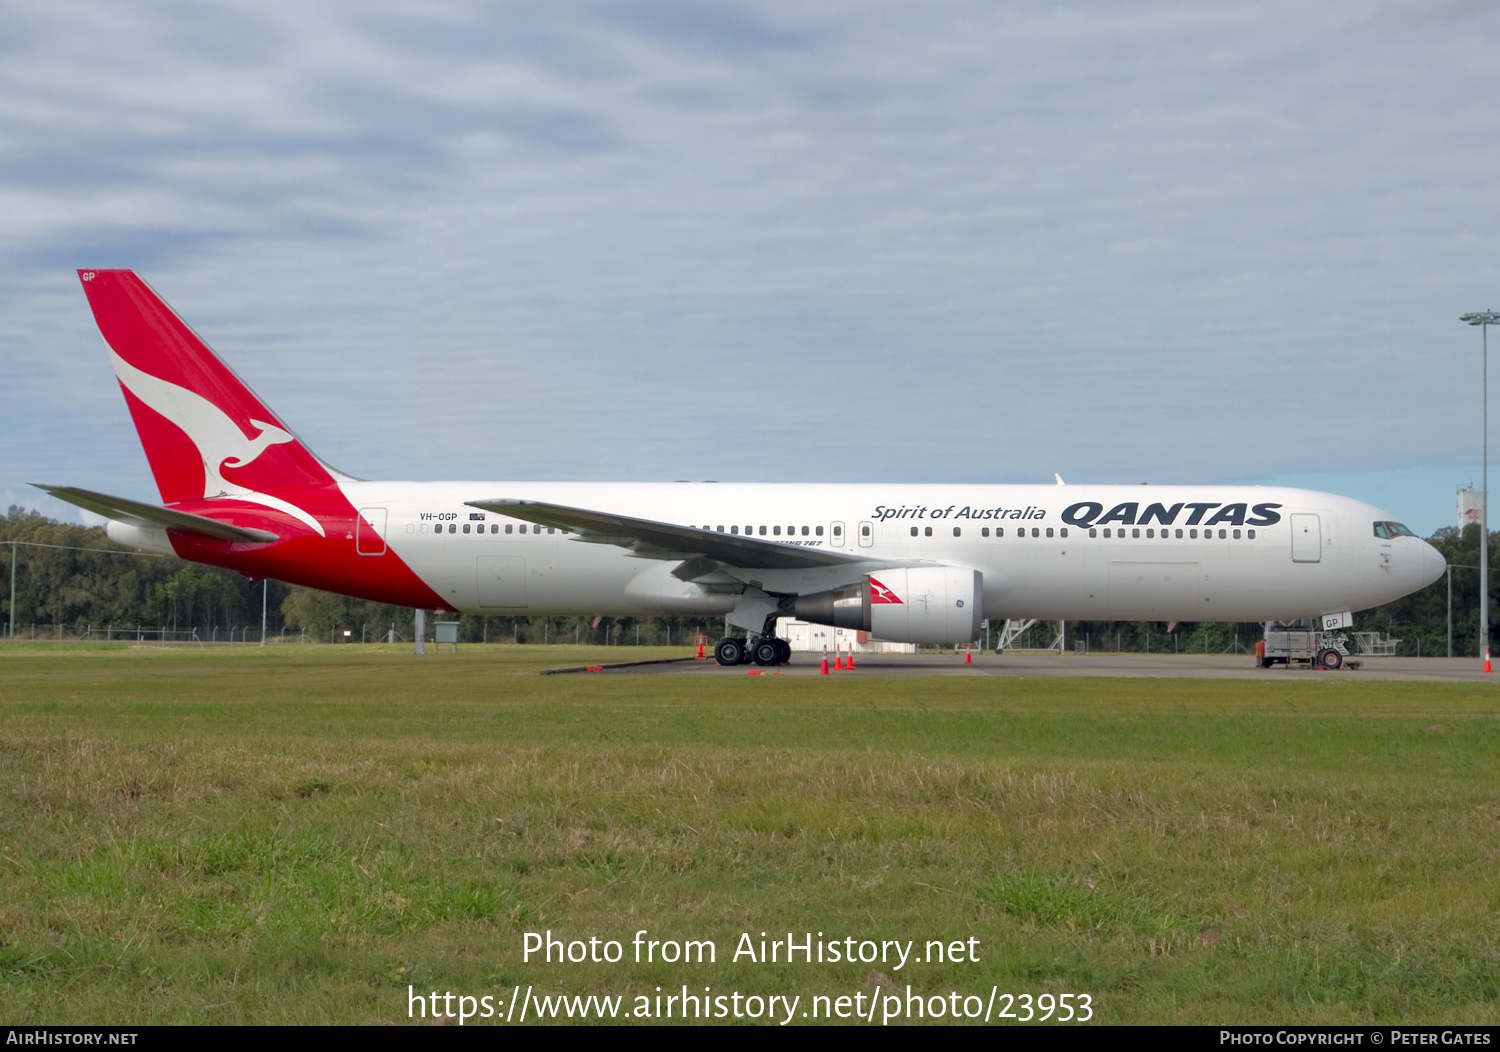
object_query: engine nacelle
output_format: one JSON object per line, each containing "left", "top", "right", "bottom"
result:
{"left": 867, "top": 566, "right": 983, "bottom": 644}
{"left": 794, "top": 567, "right": 983, "bottom": 644}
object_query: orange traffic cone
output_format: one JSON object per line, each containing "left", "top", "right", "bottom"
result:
{"left": 1487, "top": 648, "right": 1493, "bottom": 674}
{"left": 847, "top": 647, "right": 857, "bottom": 670}
{"left": 835, "top": 645, "right": 844, "bottom": 670}
{"left": 965, "top": 649, "right": 972, "bottom": 664}
{"left": 820, "top": 646, "right": 829, "bottom": 675}
{"left": 696, "top": 635, "right": 704, "bottom": 660}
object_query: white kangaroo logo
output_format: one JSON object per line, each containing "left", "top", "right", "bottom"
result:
{"left": 106, "top": 346, "right": 326, "bottom": 536}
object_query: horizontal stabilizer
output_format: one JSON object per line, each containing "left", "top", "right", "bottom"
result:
{"left": 466, "top": 498, "right": 865, "bottom": 570}
{"left": 32, "top": 484, "right": 279, "bottom": 544}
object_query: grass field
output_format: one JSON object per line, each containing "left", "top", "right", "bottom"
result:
{"left": 2, "top": 643, "right": 1498, "bottom": 1025}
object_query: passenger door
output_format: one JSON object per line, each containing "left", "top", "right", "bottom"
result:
{"left": 356, "top": 507, "right": 387, "bottom": 555}
{"left": 1291, "top": 514, "right": 1321, "bottom": 563}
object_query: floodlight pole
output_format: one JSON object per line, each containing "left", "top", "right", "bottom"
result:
{"left": 1461, "top": 311, "right": 1499, "bottom": 670}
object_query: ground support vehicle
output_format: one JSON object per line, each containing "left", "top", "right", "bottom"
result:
{"left": 1258, "top": 621, "right": 1361, "bottom": 671}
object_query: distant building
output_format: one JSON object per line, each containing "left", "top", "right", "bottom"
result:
{"left": 1459, "top": 484, "right": 1484, "bottom": 531}
{"left": 775, "top": 618, "right": 916, "bottom": 654}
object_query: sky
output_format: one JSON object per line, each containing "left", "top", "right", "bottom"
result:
{"left": 4, "top": 0, "right": 1500, "bottom": 538}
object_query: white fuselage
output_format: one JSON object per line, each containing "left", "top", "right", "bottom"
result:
{"left": 334, "top": 481, "right": 1445, "bottom": 624}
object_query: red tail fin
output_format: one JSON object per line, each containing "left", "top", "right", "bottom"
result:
{"left": 77, "top": 270, "right": 342, "bottom": 505}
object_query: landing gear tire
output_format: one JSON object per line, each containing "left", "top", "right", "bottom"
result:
{"left": 714, "top": 638, "right": 745, "bottom": 666}
{"left": 772, "top": 639, "right": 791, "bottom": 665}
{"left": 752, "top": 640, "right": 780, "bottom": 667}
{"left": 1317, "top": 648, "right": 1343, "bottom": 670}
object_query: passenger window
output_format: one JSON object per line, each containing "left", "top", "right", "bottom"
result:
{"left": 745, "top": 525, "right": 753, "bottom": 535}
{"left": 463, "top": 523, "right": 470, "bottom": 534}
{"left": 773, "top": 526, "right": 781, "bottom": 536}
{"left": 1132, "top": 528, "right": 1140, "bottom": 539}
{"left": 1175, "top": 529, "right": 1183, "bottom": 538}
{"left": 953, "top": 527, "right": 961, "bottom": 537}
{"left": 717, "top": 525, "right": 725, "bottom": 532}
{"left": 996, "top": 528, "right": 1004, "bottom": 537}
{"left": 981, "top": 527, "right": 990, "bottom": 537}
{"left": 1233, "top": 529, "right": 1241, "bottom": 539}
{"left": 861, "top": 525, "right": 871, "bottom": 537}
{"left": 1045, "top": 527, "right": 1053, "bottom": 538}
{"left": 505, "top": 524, "right": 513, "bottom": 534}
{"left": 1218, "top": 529, "right": 1226, "bottom": 539}
{"left": 1146, "top": 529, "right": 1154, "bottom": 538}
{"left": 449, "top": 524, "right": 456, "bottom": 534}
{"left": 801, "top": 526, "right": 809, "bottom": 536}
{"left": 832, "top": 525, "right": 841, "bottom": 537}
{"left": 1248, "top": 529, "right": 1256, "bottom": 539}
{"left": 1090, "top": 528, "right": 1097, "bottom": 538}
{"left": 815, "top": 526, "right": 824, "bottom": 536}
{"left": 759, "top": 525, "right": 767, "bottom": 536}
{"left": 1032, "top": 528, "right": 1040, "bottom": 538}
{"left": 924, "top": 526, "right": 932, "bottom": 537}
{"left": 1060, "top": 528, "right": 1068, "bottom": 538}
{"left": 731, "top": 526, "right": 739, "bottom": 535}
{"left": 911, "top": 526, "right": 918, "bottom": 537}
{"left": 1190, "top": 529, "right": 1197, "bottom": 538}
{"left": 548, "top": 528, "right": 555, "bottom": 534}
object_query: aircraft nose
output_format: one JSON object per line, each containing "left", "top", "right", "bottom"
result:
{"left": 1421, "top": 541, "right": 1446, "bottom": 588}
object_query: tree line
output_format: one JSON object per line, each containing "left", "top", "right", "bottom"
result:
{"left": 2, "top": 504, "right": 1493, "bottom": 655}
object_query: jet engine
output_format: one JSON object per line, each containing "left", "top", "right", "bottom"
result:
{"left": 794, "top": 567, "right": 983, "bottom": 644}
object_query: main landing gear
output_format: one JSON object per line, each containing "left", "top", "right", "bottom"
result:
{"left": 714, "top": 637, "right": 790, "bottom": 667}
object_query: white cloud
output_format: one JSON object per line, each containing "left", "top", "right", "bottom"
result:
{"left": 2, "top": 0, "right": 1499, "bottom": 533}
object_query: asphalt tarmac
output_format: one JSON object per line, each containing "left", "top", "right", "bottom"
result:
{"left": 585, "top": 652, "right": 1500, "bottom": 683}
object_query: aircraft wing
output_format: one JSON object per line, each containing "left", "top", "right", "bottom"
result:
{"left": 32, "top": 484, "right": 280, "bottom": 544}
{"left": 466, "top": 498, "right": 866, "bottom": 570}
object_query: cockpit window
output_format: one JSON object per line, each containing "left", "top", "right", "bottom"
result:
{"left": 1373, "top": 521, "right": 1416, "bottom": 539}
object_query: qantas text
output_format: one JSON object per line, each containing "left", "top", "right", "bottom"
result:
{"left": 1061, "top": 501, "right": 1283, "bottom": 528}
